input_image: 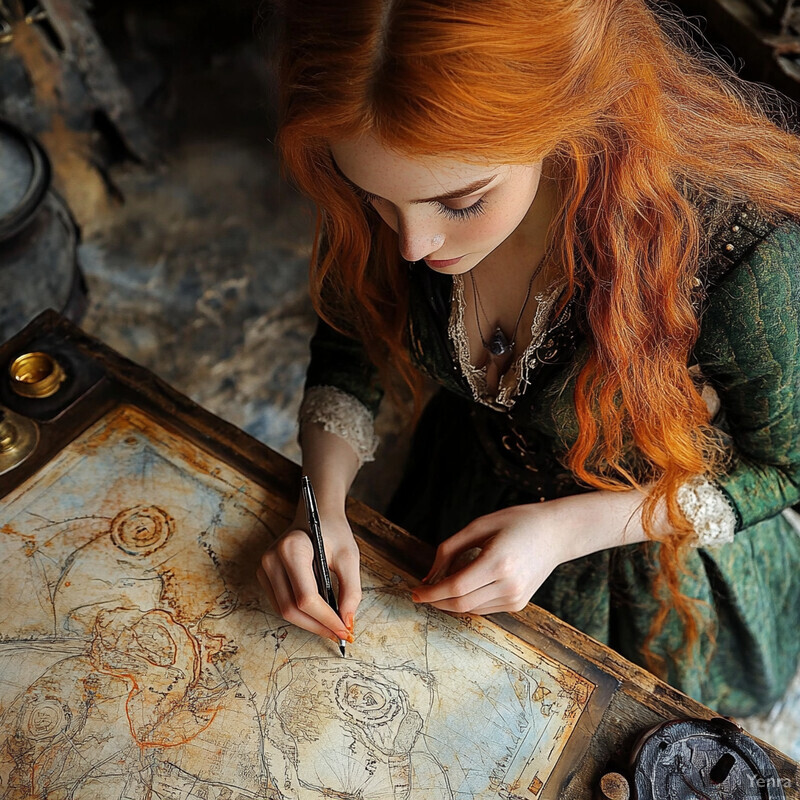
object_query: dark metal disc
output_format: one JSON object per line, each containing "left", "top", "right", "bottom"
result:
{"left": 632, "top": 717, "right": 787, "bottom": 799}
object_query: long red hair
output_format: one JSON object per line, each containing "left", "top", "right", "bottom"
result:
{"left": 273, "top": 0, "right": 800, "bottom": 674}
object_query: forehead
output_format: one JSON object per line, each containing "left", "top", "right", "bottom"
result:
{"left": 329, "top": 134, "right": 506, "bottom": 199}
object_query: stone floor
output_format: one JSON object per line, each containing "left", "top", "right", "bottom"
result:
{"left": 15, "top": 10, "right": 800, "bottom": 767}
{"left": 76, "top": 37, "right": 412, "bottom": 514}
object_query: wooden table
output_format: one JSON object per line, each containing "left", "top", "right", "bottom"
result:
{"left": 0, "top": 311, "right": 797, "bottom": 800}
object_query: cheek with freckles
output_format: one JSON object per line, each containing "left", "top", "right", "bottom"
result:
{"left": 455, "top": 205, "right": 525, "bottom": 253}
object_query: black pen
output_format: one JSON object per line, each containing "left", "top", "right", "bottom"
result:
{"left": 301, "top": 475, "right": 346, "bottom": 656}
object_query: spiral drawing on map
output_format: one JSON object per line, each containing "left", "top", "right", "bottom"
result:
{"left": 335, "top": 672, "right": 405, "bottom": 726}
{"left": 20, "top": 698, "right": 70, "bottom": 740}
{"left": 110, "top": 505, "right": 173, "bottom": 556}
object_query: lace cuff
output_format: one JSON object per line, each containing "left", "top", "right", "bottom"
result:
{"left": 298, "top": 385, "right": 379, "bottom": 467}
{"left": 677, "top": 477, "right": 737, "bottom": 548}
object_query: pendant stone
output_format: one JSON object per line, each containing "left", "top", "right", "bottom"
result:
{"left": 489, "top": 327, "right": 511, "bottom": 356}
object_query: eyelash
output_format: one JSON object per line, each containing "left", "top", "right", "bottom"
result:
{"left": 436, "top": 196, "right": 487, "bottom": 221}
{"left": 355, "top": 188, "right": 488, "bottom": 221}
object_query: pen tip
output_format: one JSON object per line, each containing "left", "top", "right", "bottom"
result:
{"left": 339, "top": 641, "right": 346, "bottom": 657}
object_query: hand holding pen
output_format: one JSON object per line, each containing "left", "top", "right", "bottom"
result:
{"left": 256, "top": 474, "right": 359, "bottom": 648}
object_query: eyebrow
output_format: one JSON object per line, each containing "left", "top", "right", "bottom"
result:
{"left": 338, "top": 168, "right": 497, "bottom": 204}
{"left": 411, "top": 175, "right": 497, "bottom": 204}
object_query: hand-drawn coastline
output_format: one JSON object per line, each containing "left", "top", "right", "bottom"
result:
{"left": 0, "top": 406, "right": 599, "bottom": 799}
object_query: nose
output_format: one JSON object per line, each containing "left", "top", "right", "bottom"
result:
{"left": 397, "top": 215, "right": 445, "bottom": 262}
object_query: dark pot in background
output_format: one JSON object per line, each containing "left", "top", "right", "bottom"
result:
{"left": 0, "top": 119, "right": 88, "bottom": 342}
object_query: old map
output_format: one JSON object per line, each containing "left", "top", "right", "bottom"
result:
{"left": 0, "top": 406, "right": 600, "bottom": 799}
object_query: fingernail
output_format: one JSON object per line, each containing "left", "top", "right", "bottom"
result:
{"left": 411, "top": 593, "right": 420, "bottom": 602}
{"left": 346, "top": 633, "right": 355, "bottom": 644}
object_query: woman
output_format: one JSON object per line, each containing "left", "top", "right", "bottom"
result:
{"left": 257, "top": 0, "right": 800, "bottom": 716}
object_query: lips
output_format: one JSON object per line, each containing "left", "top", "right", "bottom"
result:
{"left": 424, "top": 256, "right": 463, "bottom": 269}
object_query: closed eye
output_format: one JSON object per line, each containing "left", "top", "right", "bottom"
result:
{"left": 354, "top": 186, "right": 487, "bottom": 221}
{"left": 435, "top": 196, "right": 487, "bottom": 220}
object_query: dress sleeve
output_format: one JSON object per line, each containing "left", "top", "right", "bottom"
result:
{"left": 693, "top": 218, "right": 800, "bottom": 531}
{"left": 299, "top": 316, "right": 384, "bottom": 466}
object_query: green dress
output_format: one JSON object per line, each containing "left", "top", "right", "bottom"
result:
{"left": 304, "top": 203, "right": 800, "bottom": 717}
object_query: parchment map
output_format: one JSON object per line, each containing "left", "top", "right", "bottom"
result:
{"left": 0, "top": 406, "right": 598, "bottom": 799}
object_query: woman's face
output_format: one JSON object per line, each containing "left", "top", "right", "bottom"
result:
{"left": 330, "top": 134, "right": 547, "bottom": 275}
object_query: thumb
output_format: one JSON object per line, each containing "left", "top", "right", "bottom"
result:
{"left": 424, "top": 515, "right": 498, "bottom": 583}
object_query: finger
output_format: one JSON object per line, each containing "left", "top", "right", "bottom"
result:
{"left": 266, "top": 556, "right": 348, "bottom": 643}
{"left": 423, "top": 582, "right": 505, "bottom": 614}
{"left": 423, "top": 516, "right": 500, "bottom": 582}
{"left": 260, "top": 550, "right": 346, "bottom": 643}
{"left": 331, "top": 548, "right": 362, "bottom": 633}
{"left": 279, "top": 541, "right": 352, "bottom": 641}
{"left": 415, "top": 555, "right": 499, "bottom": 604}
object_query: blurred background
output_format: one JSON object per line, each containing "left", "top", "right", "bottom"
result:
{"left": 1, "top": 0, "right": 799, "bottom": 759}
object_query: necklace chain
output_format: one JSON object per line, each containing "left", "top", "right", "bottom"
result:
{"left": 469, "top": 244, "right": 552, "bottom": 357}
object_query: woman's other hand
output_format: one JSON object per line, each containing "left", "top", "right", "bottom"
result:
{"left": 412, "top": 490, "right": 651, "bottom": 615}
{"left": 411, "top": 503, "right": 567, "bottom": 615}
{"left": 256, "top": 512, "right": 360, "bottom": 644}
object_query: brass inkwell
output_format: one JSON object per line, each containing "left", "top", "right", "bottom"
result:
{"left": 9, "top": 350, "right": 66, "bottom": 398}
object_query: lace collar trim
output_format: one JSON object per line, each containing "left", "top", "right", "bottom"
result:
{"left": 448, "top": 273, "right": 566, "bottom": 411}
